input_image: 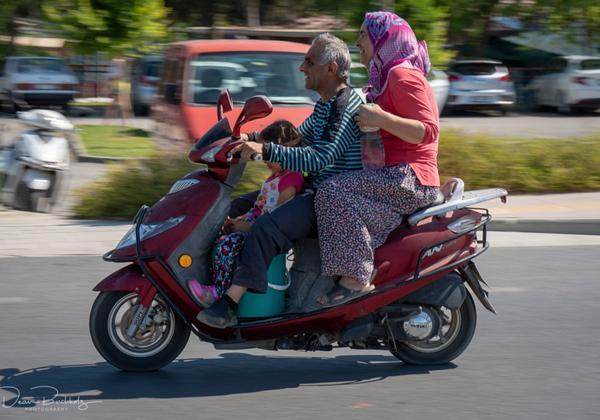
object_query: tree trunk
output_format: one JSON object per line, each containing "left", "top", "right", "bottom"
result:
{"left": 247, "top": 0, "right": 260, "bottom": 27}
{"left": 381, "top": 0, "right": 394, "bottom": 11}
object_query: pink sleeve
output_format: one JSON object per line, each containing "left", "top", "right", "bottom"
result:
{"left": 387, "top": 73, "right": 439, "bottom": 144}
{"left": 278, "top": 171, "right": 304, "bottom": 193}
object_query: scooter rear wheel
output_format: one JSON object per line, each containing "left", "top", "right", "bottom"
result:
{"left": 388, "top": 292, "right": 477, "bottom": 365}
{"left": 89, "top": 291, "right": 190, "bottom": 371}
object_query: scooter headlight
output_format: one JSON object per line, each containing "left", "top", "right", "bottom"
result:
{"left": 168, "top": 178, "right": 199, "bottom": 194}
{"left": 115, "top": 216, "right": 185, "bottom": 249}
{"left": 200, "top": 146, "right": 222, "bottom": 163}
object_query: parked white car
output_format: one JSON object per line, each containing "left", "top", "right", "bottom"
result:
{"left": 0, "top": 56, "right": 79, "bottom": 113}
{"left": 528, "top": 55, "right": 600, "bottom": 113}
{"left": 427, "top": 69, "right": 449, "bottom": 115}
{"left": 445, "top": 59, "right": 515, "bottom": 115}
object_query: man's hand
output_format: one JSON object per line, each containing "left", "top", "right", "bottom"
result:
{"left": 229, "top": 141, "right": 263, "bottom": 161}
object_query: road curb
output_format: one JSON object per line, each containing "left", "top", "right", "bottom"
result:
{"left": 76, "top": 154, "right": 144, "bottom": 163}
{"left": 489, "top": 219, "right": 600, "bottom": 235}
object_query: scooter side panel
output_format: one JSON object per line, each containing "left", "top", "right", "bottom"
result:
{"left": 373, "top": 208, "right": 482, "bottom": 287}
{"left": 235, "top": 209, "right": 484, "bottom": 341}
{"left": 238, "top": 269, "right": 452, "bottom": 341}
{"left": 111, "top": 170, "right": 224, "bottom": 259}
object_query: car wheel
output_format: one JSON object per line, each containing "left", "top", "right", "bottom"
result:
{"left": 499, "top": 105, "right": 513, "bottom": 116}
{"left": 556, "top": 91, "right": 571, "bottom": 114}
{"left": 2, "top": 98, "right": 18, "bottom": 114}
{"left": 133, "top": 103, "right": 145, "bottom": 116}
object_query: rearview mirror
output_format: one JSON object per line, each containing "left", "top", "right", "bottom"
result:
{"left": 231, "top": 96, "right": 273, "bottom": 139}
{"left": 216, "top": 89, "right": 233, "bottom": 120}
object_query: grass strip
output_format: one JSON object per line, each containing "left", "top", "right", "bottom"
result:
{"left": 77, "top": 125, "right": 156, "bottom": 158}
{"left": 73, "top": 131, "right": 600, "bottom": 219}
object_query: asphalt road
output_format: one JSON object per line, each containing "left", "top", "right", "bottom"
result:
{"left": 1, "top": 241, "right": 599, "bottom": 420}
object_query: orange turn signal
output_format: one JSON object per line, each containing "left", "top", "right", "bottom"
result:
{"left": 178, "top": 254, "right": 193, "bottom": 268}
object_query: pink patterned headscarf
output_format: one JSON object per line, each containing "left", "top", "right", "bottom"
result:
{"left": 363, "top": 11, "right": 431, "bottom": 101}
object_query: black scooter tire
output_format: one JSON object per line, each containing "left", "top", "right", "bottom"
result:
{"left": 389, "top": 292, "right": 477, "bottom": 365}
{"left": 90, "top": 291, "right": 191, "bottom": 372}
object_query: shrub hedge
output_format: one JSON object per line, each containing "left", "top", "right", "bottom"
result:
{"left": 73, "top": 131, "right": 600, "bottom": 219}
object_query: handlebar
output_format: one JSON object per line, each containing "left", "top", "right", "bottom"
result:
{"left": 226, "top": 152, "right": 263, "bottom": 162}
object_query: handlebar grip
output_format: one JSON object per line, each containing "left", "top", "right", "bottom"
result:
{"left": 226, "top": 152, "right": 241, "bottom": 162}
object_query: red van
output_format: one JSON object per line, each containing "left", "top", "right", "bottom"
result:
{"left": 152, "top": 39, "right": 317, "bottom": 148}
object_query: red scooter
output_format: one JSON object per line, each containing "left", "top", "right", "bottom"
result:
{"left": 90, "top": 91, "right": 507, "bottom": 372}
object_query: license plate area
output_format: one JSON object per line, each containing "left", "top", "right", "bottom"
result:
{"left": 34, "top": 84, "right": 58, "bottom": 90}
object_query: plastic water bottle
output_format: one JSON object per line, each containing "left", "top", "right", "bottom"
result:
{"left": 360, "top": 126, "right": 385, "bottom": 170}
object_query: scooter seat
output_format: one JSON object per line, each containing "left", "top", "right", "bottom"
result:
{"left": 404, "top": 190, "right": 446, "bottom": 223}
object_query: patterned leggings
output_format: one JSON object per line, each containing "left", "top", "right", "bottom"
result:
{"left": 315, "top": 164, "right": 439, "bottom": 284}
{"left": 212, "top": 232, "right": 247, "bottom": 297}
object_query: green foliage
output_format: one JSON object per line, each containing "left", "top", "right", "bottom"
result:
{"left": 74, "top": 131, "right": 600, "bottom": 220}
{"left": 73, "top": 156, "right": 272, "bottom": 219}
{"left": 438, "top": 130, "right": 600, "bottom": 193}
{"left": 42, "top": 0, "right": 170, "bottom": 56}
{"left": 536, "top": 0, "right": 600, "bottom": 46}
{"left": 73, "top": 155, "right": 194, "bottom": 219}
{"left": 392, "top": 0, "right": 455, "bottom": 67}
{"left": 320, "top": 0, "right": 455, "bottom": 67}
{"left": 77, "top": 125, "right": 156, "bottom": 158}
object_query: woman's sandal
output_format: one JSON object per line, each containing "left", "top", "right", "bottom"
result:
{"left": 318, "top": 283, "right": 375, "bottom": 308}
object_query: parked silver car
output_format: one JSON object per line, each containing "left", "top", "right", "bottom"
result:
{"left": 445, "top": 59, "right": 515, "bottom": 114}
{"left": 528, "top": 55, "right": 600, "bottom": 114}
{"left": 0, "top": 56, "right": 79, "bottom": 113}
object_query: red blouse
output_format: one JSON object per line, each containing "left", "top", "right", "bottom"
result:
{"left": 375, "top": 66, "right": 440, "bottom": 187}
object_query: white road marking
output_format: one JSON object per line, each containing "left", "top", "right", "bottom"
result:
{"left": 491, "top": 287, "right": 527, "bottom": 293}
{"left": 0, "top": 297, "right": 30, "bottom": 303}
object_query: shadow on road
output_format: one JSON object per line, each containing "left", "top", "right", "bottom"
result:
{"left": 1, "top": 353, "right": 456, "bottom": 408}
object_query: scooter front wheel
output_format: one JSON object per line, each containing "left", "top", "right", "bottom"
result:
{"left": 89, "top": 291, "right": 190, "bottom": 371}
{"left": 388, "top": 292, "right": 477, "bottom": 365}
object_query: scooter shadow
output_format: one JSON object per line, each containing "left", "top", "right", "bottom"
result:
{"left": 0, "top": 353, "right": 456, "bottom": 406}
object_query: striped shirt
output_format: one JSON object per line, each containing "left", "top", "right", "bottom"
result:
{"left": 266, "top": 87, "right": 363, "bottom": 188}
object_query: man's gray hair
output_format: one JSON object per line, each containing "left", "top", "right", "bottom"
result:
{"left": 312, "top": 33, "right": 351, "bottom": 82}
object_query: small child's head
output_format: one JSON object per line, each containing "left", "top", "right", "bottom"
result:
{"left": 259, "top": 120, "right": 302, "bottom": 147}
{"left": 259, "top": 120, "right": 302, "bottom": 173}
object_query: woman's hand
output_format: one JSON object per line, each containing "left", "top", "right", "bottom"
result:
{"left": 354, "top": 103, "right": 385, "bottom": 131}
{"left": 355, "top": 102, "right": 427, "bottom": 144}
{"left": 229, "top": 141, "right": 263, "bottom": 161}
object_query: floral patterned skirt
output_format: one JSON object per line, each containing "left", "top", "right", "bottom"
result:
{"left": 315, "top": 164, "right": 439, "bottom": 284}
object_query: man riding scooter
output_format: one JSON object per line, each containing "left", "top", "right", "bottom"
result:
{"left": 197, "top": 33, "right": 365, "bottom": 328}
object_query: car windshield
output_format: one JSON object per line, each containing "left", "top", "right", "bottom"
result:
{"left": 580, "top": 59, "right": 600, "bottom": 70}
{"left": 188, "top": 52, "right": 318, "bottom": 105}
{"left": 452, "top": 63, "right": 497, "bottom": 75}
{"left": 16, "top": 58, "right": 69, "bottom": 74}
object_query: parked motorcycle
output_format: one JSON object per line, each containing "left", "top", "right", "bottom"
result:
{"left": 90, "top": 90, "right": 507, "bottom": 372}
{"left": 0, "top": 109, "right": 71, "bottom": 212}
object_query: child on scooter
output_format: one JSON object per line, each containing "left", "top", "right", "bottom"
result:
{"left": 188, "top": 120, "right": 304, "bottom": 307}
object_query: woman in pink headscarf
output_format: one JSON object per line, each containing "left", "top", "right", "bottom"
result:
{"left": 316, "top": 11, "right": 441, "bottom": 305}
